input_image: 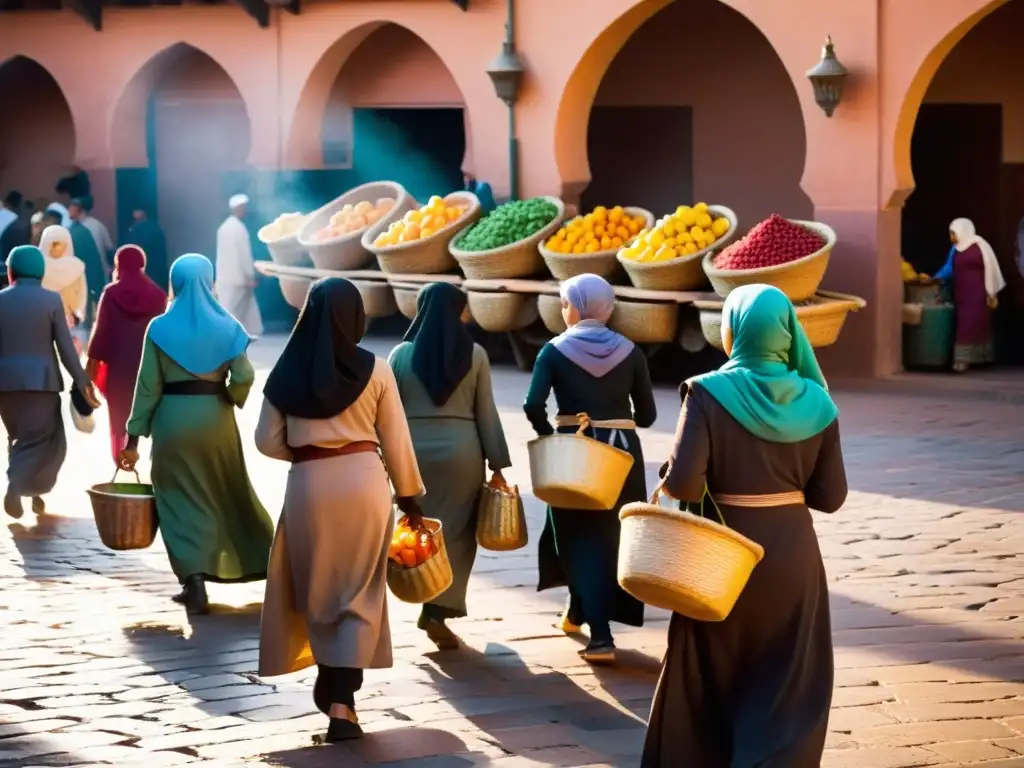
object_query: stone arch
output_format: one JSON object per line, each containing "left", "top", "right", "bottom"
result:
{"left": 0, "top": 55, "right": 76, "bottom": 203}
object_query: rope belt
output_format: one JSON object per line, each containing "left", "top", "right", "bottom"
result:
{"left": 715, "top": 491, "right": 806, "bottom": 508}
{"left": 555, "top": 412, "right": 636, "bottom": 451}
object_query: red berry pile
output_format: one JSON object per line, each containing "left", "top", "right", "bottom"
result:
{"left": 713, "top": 214, "right": 825, "bottom": 270}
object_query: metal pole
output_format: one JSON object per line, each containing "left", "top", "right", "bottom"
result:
{"left": 509, "top": 105, "right": 519, "bottom": 201}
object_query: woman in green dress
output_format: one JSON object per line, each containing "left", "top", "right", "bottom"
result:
{"left": 524, "top": 273, "right": 656, "bottom": 664}
{"left": 388, "top": 283, "right": 512, "bottom": 650}
{"left": 118, "top": 253, "right": 274, "bottom": 615}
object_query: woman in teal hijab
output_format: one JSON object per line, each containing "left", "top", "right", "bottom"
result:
{"left": 642, "top": 284, "right": 847, "bottom": 768}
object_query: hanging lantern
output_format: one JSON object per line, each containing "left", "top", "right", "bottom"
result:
{"left": 486, "top": 29, "right": 525, "bottom": 107}
{"left": 806, "top": 36, "right": 848, "bottom": 118}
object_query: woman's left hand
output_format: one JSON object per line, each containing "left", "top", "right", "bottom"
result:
{"left": 487, "top": 470, "right": 507, "bottom": 490}
{"left": 987, "top": 295, "right": 999, "bottom": 309}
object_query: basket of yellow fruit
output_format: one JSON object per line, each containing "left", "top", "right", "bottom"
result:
{"left": 367, "top": 192, "right": 480, "bottom": 275}
{"left": 298, "top": 181, "right": 415, "bottom": 271}
{"left": 258, "top": 212, "right": 312, "bottom": 267}
{"left": 618, "top": 204, "right": 737, "bottom": 291}
{"left": 540, "top": 206, "right": 652, "bottom": 280}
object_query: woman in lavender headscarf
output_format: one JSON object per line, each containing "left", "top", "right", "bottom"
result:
{"left": 523, "top": 273, "right": 657, "bottom": 664}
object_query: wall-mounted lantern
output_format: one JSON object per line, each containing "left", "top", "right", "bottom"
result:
{"left": 806, "top": 36, "right": 848, "bottom": 118}
{"left": 486, "top": 2, "right": 526, "bottom": 200}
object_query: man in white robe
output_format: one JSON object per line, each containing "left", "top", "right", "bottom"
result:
{"left": 215, "top": 194, "right": 263, "bottom": 338}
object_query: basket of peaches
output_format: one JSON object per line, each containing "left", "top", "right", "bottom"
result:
{"left": 386, "top": 514, "right": 453, "bottom": 604}
{"left": 365, "top": 193, "right": 481, "bottom": 275}
{"left": 540, "top": 205, "right": 653, "bottom": 280}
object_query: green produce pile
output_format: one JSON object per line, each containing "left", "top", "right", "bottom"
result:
{"left": 454, "top": 197, "right": 559, "bottom": 252}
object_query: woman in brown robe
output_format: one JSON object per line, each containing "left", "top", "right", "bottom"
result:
{"left": 255, "top": 277, "right": 424, "bottom": 743}
{"left": 643, "top": 284, "right": 847, "bottom": 767}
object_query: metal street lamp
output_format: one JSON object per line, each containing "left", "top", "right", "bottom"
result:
{"left": 806, "top": 36, "right": 849, "bottom": 118}
{"left": 486, "top": 0, "right": 525, "bottom": 200}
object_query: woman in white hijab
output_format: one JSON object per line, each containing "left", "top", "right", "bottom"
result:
{"left": 39, "top": 225, "right": 88, "bottom": 352}
{"left": 935, "top": 218, "right": 1007, "bottom": 372}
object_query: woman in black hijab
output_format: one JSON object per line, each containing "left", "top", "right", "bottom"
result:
{"left": 256, "top": 277, "right": 426, "bottom": 742}
{"left": 388, "top": 282, "right": 512, "bottom": 650}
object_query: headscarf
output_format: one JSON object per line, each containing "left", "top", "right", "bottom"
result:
{"left": 147, "top": 254, "right": 250, "bottom": 375}
{"left": 39, "top": 224, "right": 86, "bottom": 294}
{"left": 690, "top": 284, "right": 838, "bottom": 443}
{"left": 949, "top": 218, "right": 1006, "bottom": 299}
{"left": 104, "top": 245, "right": 167, "bottom": 317}
{"left": 5, "top": 245, "right": 46, "bottom": 281}
{"left": 264, "top": 277, "right": 376, "bottom": 419}
{"left": 551, "top": 273, "right": 634, "bottom": 378}
{"left": 404, "top": 282, "right": 474, "bottom": 406}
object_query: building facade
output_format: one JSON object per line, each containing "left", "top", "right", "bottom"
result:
{"left": 2, "top": 0, "right": 1022, "bottom": 376}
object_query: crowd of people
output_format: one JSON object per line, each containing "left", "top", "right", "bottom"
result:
{"left": 1, "top": 183, "right": 856, "bottom": 763}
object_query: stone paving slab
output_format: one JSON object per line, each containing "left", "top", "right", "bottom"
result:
{"left": 0, "top": 335, "right": 1021, "bottom": 766}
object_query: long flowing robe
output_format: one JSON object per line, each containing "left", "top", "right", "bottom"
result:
{"left": 215, "top": 215, "right": 263, "bottom": 337}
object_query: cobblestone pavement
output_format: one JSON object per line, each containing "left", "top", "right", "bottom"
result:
{"left": 1, "top": 336, "right": 1022, "bottom": 768}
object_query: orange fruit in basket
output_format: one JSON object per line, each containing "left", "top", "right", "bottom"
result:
{"left": 400, "top": 548, "right": 418, "bottom": 568}
{"left": 413, "top": 538, "right": 432, "bottom": 566}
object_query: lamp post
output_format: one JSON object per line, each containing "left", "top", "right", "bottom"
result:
{"left": 806, "top": 36, "right": 848, "bottom": 118}
{"left": 486, "top": 0, "right": 525, "bottom": 200}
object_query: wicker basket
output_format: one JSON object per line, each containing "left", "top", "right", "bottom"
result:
{"left": 386, "top": 517, "right": 453, "bottom": 604}
{"left": 351, "top": 280, "right": 397, "bottom": 319}
{"left": 537, "top": 293, "right": 566, "bottom": 334}
{"left": 702, "top": 219, "right": 836, "bottom": 302}
{"left": 450, "top": 197, "right": 566, "bottom": 280}
{"left": 392, "top": 285, "right": 421, "bottom": 320}
{"left": 298, "top": 182, "right": 415, "bottom": 271}
{"left": 528, "top": 433, "right": 634, "bottom": 511}
{"left": 696, "top": 291, "right": 866, "bottom": 350}
{"left": 476, "top": 484, "right": 528, "bottom": 552}
{"left": 367, "top": 192, "right": 481, "bottom": 275}
{"left": 279, "top": 276, "right": 313, "bottom": 310}
{"left": 540, "top": 206, "right": 653, "bottom": 281}
{"left": 618, "top": 489, "right": 764, "bottom": 621}
{"left": 609, "top": 300, "right": 678, "bottom": 344}
{"left": 617, "top": 205, "right": 738, "bottom": 291}
{"left": 466, "top": 291, "right": 538, "bottom": 333}
{"left": 258, "top": 216, "right": 313, "bottom": 267}
{"left": 87, "top": 470, "right": 158, "bottom": 551}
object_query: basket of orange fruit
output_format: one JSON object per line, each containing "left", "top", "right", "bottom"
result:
{"left": 540, "top": 206, "right": 653, "bottom": 281}
{"left": 366, "top": 193, "right": 480, "bottom": 275}
{"left": 386, "top": 515, "right": 453, "bottom": 604}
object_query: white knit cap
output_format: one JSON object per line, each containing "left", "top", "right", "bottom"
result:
{"left": 229, "top": 194, "right": 249, "bottom": 210}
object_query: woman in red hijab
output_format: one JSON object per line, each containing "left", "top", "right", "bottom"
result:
{"left": 86, "top": 245, "right": 168, "bottom": 464}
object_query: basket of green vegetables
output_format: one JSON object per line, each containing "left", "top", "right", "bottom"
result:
{"left": 449, "top": 196, "right": 565, "bottom": 280}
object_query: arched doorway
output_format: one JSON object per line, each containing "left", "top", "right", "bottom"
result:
{"left": 900, "top": 1, "right": 1024, "bottom": 366}
{"left": 113, "top": 44, "right": 252, "bottom": 286}
{"left": 559, "top": 0, "right": 809, "bottom": 226}
{"left": 0, "top": 56, "right": 75, "bottom": 212}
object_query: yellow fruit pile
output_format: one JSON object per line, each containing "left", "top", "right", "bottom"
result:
{"left": 373, "top": 196, "right": 468, "bottom": 247}
{"left": 544, "top": 206, "right": 646, "bottom": 255}
{"left": 620, "top": 203, "right": 731, "bottom": 263}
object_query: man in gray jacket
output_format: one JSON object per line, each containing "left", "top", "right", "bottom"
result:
{"left": 0, "top": 245, "right": 99, "bottom": 519}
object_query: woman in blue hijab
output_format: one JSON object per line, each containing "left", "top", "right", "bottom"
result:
{"left": 642, "top": 284, "right": 847, "bottom": 767}
{"left": 118, "top": 254, "right": 273, "bottom": 615}
{"left": 523, "top": 273, "right": 656, "bottom": 664}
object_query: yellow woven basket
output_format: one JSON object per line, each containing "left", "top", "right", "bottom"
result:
{"left": 539, "top": 206, "right": 653, "bottom": 281}
{"left": 386, "top": 517, "right": 453, "bottom": 604}
{"left": 366, "top": 191, "right": 481, "bottom": 275}
{"left": 476, "top": 484, "right": 528, "bottom": 552}
{"left": 528, "top": 430, "right": 634, "bottom": 511}
{"left": 618, "top": 489, "right": 764, "bottom": 621}
{"left": 537, "top": 293, "right": 566, "bottom": 334}
{"left": 466, "top": 291, "right": 538, "bottom": 333}
{"left": 608, "top": 300, "right": 678, "bottom": 344}
{"left": 87, "top": 470, "right": 158, "bottom": 551}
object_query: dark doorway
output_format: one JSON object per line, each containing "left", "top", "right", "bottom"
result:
{"left": 582, "top": 106, "right": 693, "bottom": 215}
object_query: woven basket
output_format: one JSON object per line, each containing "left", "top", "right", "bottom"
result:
{"left": 258, "top": 216, "right": 313, "bottom": 267}
{"left": 540, "top": 206, "right": 653, "bottom": 281}
{"left": 367, "top": 192, "right": 481, "bottom": 275}
{"left": 279, "top": 276, "right": 313, "bottom": 310}
{"left": 392, "top": 285, "right": 421, "bottom": 320}
{"left": 87, "top": 471, "right": 158, "bottom": 551}
{"left": 476, "top": 484, "right": 528, "bottom": 552}
{"left": 537, "top": 293, "right": 566, "bottom": 334}
{"left": 617, "top": 205, "right": 738, "bottom": 291}
{"left": 350, "top": 280, "right": 396, "bottom": 319}
{"left": 386, "top": 517, "right": 453, "bottom": 604}
{"left": 528, "top": 433, "right": 634, "bottom": 511}
{"left": 609, "top": 300, "right": 678, "bottom": 344}
{"left": 450, "top": 196, "right": 565, "bottom": 280}
{"left": 702, "top": 219, "right": 836, "bottom": 302}
{"left": 298, "top": 182, "right": 415, "bottom": 271}
{"left": 466, "top": 291, "right": 538, "bottom": 333}
{"left": 618, "top": 490, "right": 764, "bottom": 621}
{"left": 696, "top": 291, "right": 866, "bottom": 350}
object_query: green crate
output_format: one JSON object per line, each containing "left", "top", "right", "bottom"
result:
{"left": 903, "top": 304, "right": 954, "bottom": 369}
